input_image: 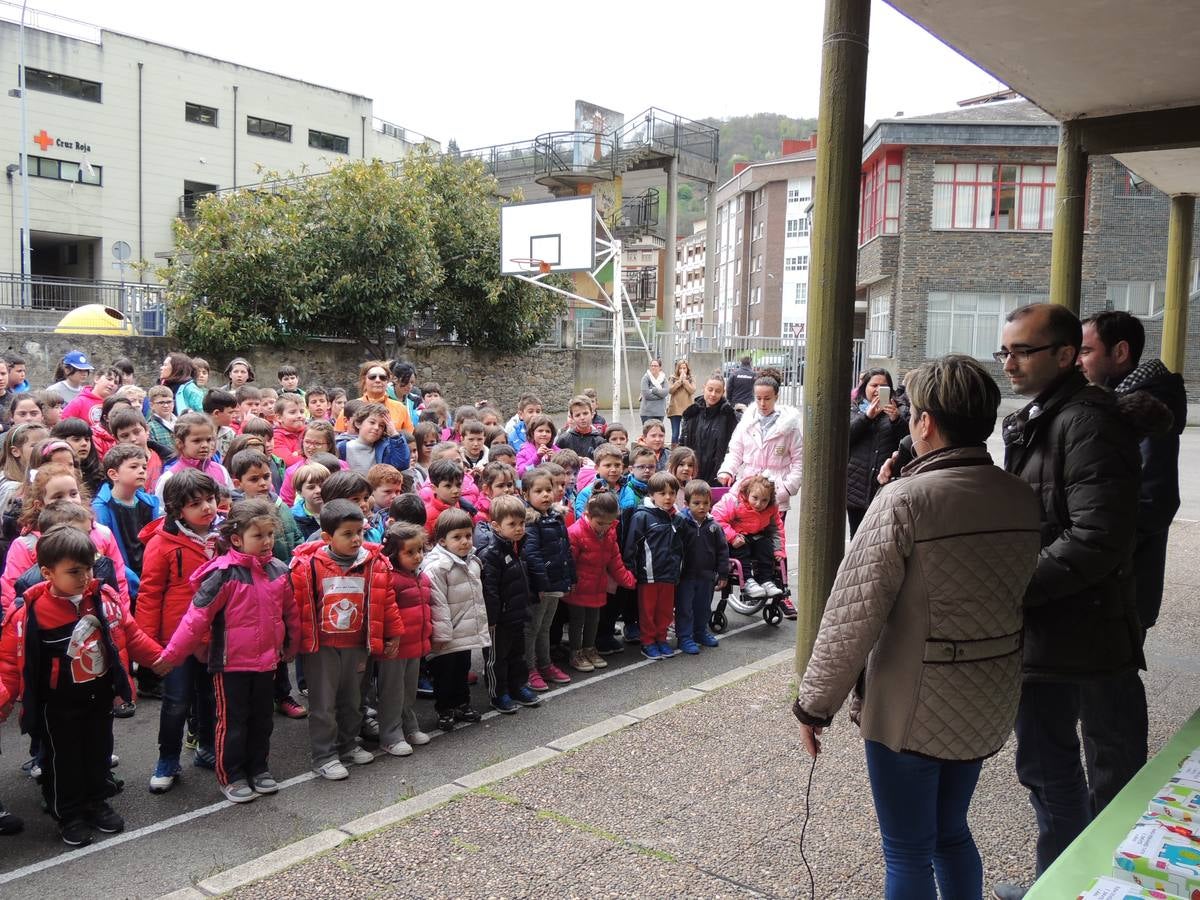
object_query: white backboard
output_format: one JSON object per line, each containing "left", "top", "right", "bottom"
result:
{"left": 500, "top": 196, "right": 596, "bottom": 275}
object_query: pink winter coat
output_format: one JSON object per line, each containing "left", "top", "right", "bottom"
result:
{"left": 564, "top": 515, "right": 635, "bottom": 608}
{"left": 515, "top": 441, "right": 554, "bottom": 477}
{"left": 154, "top": 454, "right": 232, "bottom": 503}
{"left": 716, "top": 404, "right": 804, "bottom": 511}
{"left": 160, "top": 548, "right": 300, "bottom": 673}
{"left": 2, "top": 524, "right": 130, "bottom": 615}
{"left": 711, "top": 491, "right": 785, "bottom": 554}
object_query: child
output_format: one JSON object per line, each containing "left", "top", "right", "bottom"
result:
{"left": 476, "top": 495, "right": 539, "bottom": 713}
{"left": 155, "top": 413, "right": 232, "bottom": 502}
{"left": 472, "top": 461, "right": 517, "bottom": 525}
{"left": 155, "top": 499, "right": 300, "bottom": 803}
{"left": 278, "top": 421, "right": 341, "bottom": 505}
{"left": 483, "top": 426, "right": 507, "bottom": 453}
{"left": 13, "top": 502, "right": 123, "bottom": 619}
{"left": 638, "top": 420, "right": 669, "bottom": 472}
{"left": 410, "top": 422, "right": 439, "bottom": 486}
{"left": 564, "top": 488, "right": 635, "bottom": 671}
{"left": 52, "top": 417, "right": 105, "bottom": 495}
{"left": 272, "top": 394, "right": 308, "bottom": 466}
{"left": 623, "top": 471, "right": 684, "bottom": 660}
{"left": 239, "top": 417, "right": 287, "bottom": 490}
{"left": 0, "top": 525, "right": 166, "bottom": 847}
{"left": 7, "top": 393, "right": 44, "bottom": 427}
{"left": 504, "top": 394, "right": 542, "bottom": 452}
{"left": 0, "top": 422, "right": 47, "bottom": 517}
{"left": 544, "top": 459, "right": 578, "bottom": 526}
{"left": 605, "top": 423, "right": 630, "bottom": 452}
{"left": 305, "top": 387, "right": 329, "bottom": 422}
{"left": 422, "top": 508, "right": 489, "bottom": 731}
{"left": 667, "top": 447, "right": 699, "bottom": 511}
{"left": 367, "top": 464, "right": 404, "bottom": 537}
{"left": 148, "top": 385, "right": 179, "bottom": 447}
{"left": 488, "top": 443, "right": 517, "bottom": 470}
{"left": 203, "top": 390, "right": 238, "bottom": 461}
{"left": 92, "top": 445, "right": 160, "bottom": 604}
{"left": 109, "top": 408, "right": 170, "bottom": 484}
{"left": 320, "top": 470, "right": 379, "bottom": 541}
{"left": 420, "top": 382, "right": 442, "bottom": 407}
{"left": 377, "top": 522, "right": 432, "bottom": 755}
{"left": 478, "top": 407, "right": 502, "bottom": 429}
{"left": 290, "top": 463, "right": 329, "bottom": 540}
{"left": 233, "top": 385, "right": 262, "bottom": 429}
{"left": 521, "top": 467, "right": 576, "bottom": 692}
{"left": 36, "top": 389, "right": 65, "bottom": 430}
{"left": 60, "top": 365, "right": 119, "bottom": 426}
{"left": 675, "top": 480, "right": 729, "bottom": 653}
{"left": 459, "top": 420, "right": 488, "bottom": 470}
{"left": 582, "top": 388, "right": 607, "bottom": 434}
{"left": 573, "top": 443, "right": 627, "bottom": 518}
{"left": 340, "top": 403, "right": 410, "bottom": 473}
{"left": 190, "top": 357, "right": 210, "bottom": 390}
{"left": 257, "top": 388, "right": 280, "bottom": 426}
{"left": 138, "top": 470, "right": 221, "bottom": 791}
{"left": 515, "top": 414, "right": 556, "bottom": 477}
{"left": 328, "top": 388, "right": 347, "bottom": 426}
{"left": 712, "top": 475, "right": 785, "bottom": 600}
{"left": 230, "top": 450, "right": 303, "bottom": 560}
{"left": 388, "top": 493, "right": 427, "bottom": 530}
{"left": 421, "top": 459, "right": 476, "bottom": 542}
{"left": 277, "top": 365, "right": 302, "bottom": 396}
{"left": 289, "top": 499, "right": 401, "bottom": 781}
{"left": 621, "top": 446, "right": 657, "bottom": 511}
{"left": 555, "top": 395, "right": 605, "bottom": 460}
{"left": 222, "top": 358, "right": 255, "bottom": 392}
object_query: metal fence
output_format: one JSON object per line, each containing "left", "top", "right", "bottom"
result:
{"left": 0, "top": 274, "right": 168, "bottom": 336}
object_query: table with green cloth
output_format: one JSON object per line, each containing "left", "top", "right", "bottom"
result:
{"left": 1026, "top": 706, "right": 1200, "bottom": 897}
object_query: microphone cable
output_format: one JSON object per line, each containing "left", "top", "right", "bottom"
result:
{"left": 799, "top": 751, "right": 817, "bottom": 898}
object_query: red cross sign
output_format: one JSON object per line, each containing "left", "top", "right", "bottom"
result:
{"left": 33, "top": 130, "right": 53, "bottom": 151}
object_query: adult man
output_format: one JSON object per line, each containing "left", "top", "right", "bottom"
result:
{"left": 724, "top": 356, "right": 757, "bottom": 411}
{"left": 993, "top": 304, "right": 1142, "bottom": 899}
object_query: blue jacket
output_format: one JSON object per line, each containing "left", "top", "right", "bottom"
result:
{"left": 523, "top": 506, "right": 576, "bottom": 594}
{"left": 618, "top": 474, "right": 649, "bottom": 511}
{"left": 291, "top": 496, "right": 320, "bottom": 540}
{"left": 336, "top": 433, "right": 411, "bottom": 471}
{"left": 505, "top": 416, "right": 528, "bottom": 453}
{"left": 622, "top": 500, "right": 684, "bottom": 585}
{"left": 677, "top": 508, "right": 730, "bottom": 584}
{"left": 92, "top": 483, "right": 160, "bottom": 598}
{"left": 574, "top": 474, "right": 632, "bottom": 519}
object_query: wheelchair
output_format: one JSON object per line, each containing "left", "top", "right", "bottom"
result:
{"left": 706, "top": 487, "right": 791, "bottom": 633}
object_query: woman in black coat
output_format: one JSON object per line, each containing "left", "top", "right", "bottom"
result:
{"left": 847, "top": 368, "right": 908, "bottom": 536}
{"left": 678, "top": 374, "right": 739, "bottom": 485}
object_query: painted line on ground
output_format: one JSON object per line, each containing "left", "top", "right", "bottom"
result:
{"left": 0, "top": 616, "right": 778, "bottom": 888}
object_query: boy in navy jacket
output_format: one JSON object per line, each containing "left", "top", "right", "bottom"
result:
{"left": 622, "top": 471, "right": 684, "bottom": 661}
{"left": 675, "top": 479, "right": 729, "bottom": 653}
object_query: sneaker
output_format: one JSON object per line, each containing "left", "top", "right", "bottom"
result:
{"left": 763, "top": 581, "right": 784, "bottom": 599}
{"left": 541, "top": 663, "right": 572, "bottom": 685}
{"left": 365, "top": 705, "right": 378, "bottom": 719}
{"left": 641, "top": 643, "right": 661, "bottom": 660}
{"left": 584, "top": 647, "right": 608, "bottom": 669}
{"left": 360, "top": 715, "right": 380, "bottom": 741}
{"left": 149, "top": 757, "right": 182, "bottom": 794}
{"left": 405, "top": 731, "right": 431, "bottom": 746}
{"left": 657, "top": 641, "right": 677, "bottom": 658}
{"left": 417, "top": 676, "right": 434, "bottom": 698}
{"left": 251, "top": 772, "right": 280, "bottom": 794}
{"left": 193, "top": 747, "right": 216, "bottom": 770}
{"left": 699, "top": 631, "right": 720, "bottom": 648}
{"left": 276, "top": 698, "right": 308, "bottom": 719}
{"left": 569, "top": 650, "right": 595, "bottom": 673}
{"left": 220, "top": 780, "right": 257, "bottom": 803}
{"left": 85, "top": 801, "right": 125, "bottom": 833}
{"left": 596, "top": 635, "right": 624, "bottom": 655}
{"left": 679, "top": 639, "right": 701, "bottom": 655}
{"left": 490, "top": 695, "right": 519, "bottom": 715}
{"left": 513, "top": 686, "right": 541, "bottom": 708}
{"left": 313, "top": 759, "right": 349, "bottom": 781}
{"left": 340, "top": 746, "right": 375, "bottom": 766}
{"left": 0, "top": 804, "right": 23, "bottom": 836}
{"left": 383, "top": 739, "right": 414, "bottom": 756}
{"left": 21, "top": 757, "right": 41, "bottom": 780}
{"left": 623, "top": 624, "right": 641, "bottom": 644}
{"left": 184, "top": 730, "right": 199, "bottom": 750}
{"left": 59, "top": 818, "right": 93, "bottom": 848}
{"left": 780, "top": 595, "right": 798, "bottom": 620}
{"left": 112, "top": 701, "right": 136, "bottom": 719}
{"left": 436, "top": 713, "right": 456, "bottom": 732}
{"left": 454, "top": 705, "right": 482, "bottom": 723}
{"left": 109, "top": 754, "right": 120, "bottom": 768}
{"left": 136, "top": 680, "right": 163, "bottom": 700}
{"left": 991, "top": 885, "right": 1027, "bottom": 900}
{"left": 742, "top": 579, "right": 767, "bottom": 599}
{"left": 527, "top": 669, "right": 549, "bottom": 692}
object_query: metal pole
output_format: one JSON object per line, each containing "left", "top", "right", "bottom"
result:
{"left": 704, "top": 184, "right": 717, "bottom": 331}
{"left": 612, "top": 238, "right": 623, "bottom": 421}
{"left": 795, "top": 0, "right": 871, "bottom": 676}
{"left": 18, "top": 0, "right": 33, "bottom": 307}
{"left": 1048, "top": 121, "right": 1087, "bottom": 314}
{"left": 663, "top": 155, "right": 678, "bottom": 343}
{"left": 1161, "top": 195, "right": 1195, "bottom": 374}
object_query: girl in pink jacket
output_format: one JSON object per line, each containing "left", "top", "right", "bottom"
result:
{"left": 158, "top": 499, "right": 300, "bottom": 805}
{"left": 712, "top": 475, "right": 785, "bottom": 601}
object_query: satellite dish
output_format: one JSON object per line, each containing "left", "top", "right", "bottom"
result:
{"left": 112, "top": 241, "right": 132, "bottom": 262}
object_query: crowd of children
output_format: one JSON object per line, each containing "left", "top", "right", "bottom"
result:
{"left": 0, "top": 352, "right": 775, "bottom": 849}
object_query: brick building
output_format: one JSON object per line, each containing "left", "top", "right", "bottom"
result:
{"left": 857, "top": 98, "right": 1200, "bottom": 387}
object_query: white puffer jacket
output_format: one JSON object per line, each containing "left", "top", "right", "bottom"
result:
{"left": 422, "top": 544, "right": 491, "bottom": 658}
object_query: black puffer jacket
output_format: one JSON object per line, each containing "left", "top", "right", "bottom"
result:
{"left": 1002, "top": 370, "right": 1143, "bottom": 681}
{"left": 678, "top": 397, "right": 738, "bottom": 484}
{"left": 522, "top": 506, "right": 576, "bottom": 594}
{"left": 846, "top": 400, "right": 909, "bottom": 511}
{"left": 475, "top": 530, "right": 531, "bottom": 628}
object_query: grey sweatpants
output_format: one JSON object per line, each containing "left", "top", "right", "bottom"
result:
{"left": 376, "top": 656, "right": 422, "bottom": 746}
{"left": 526, "top": 592, "right": 562, "bottom": 669}
{"left": 302, "top": 646, "right": 368, "bottom": 766}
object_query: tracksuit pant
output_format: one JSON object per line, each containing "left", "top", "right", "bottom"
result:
{"left": 302, "top": 646, "right": 367, "bottom": 766}
{"left": 429, "top": 650, "right": 472, "bottom": 714}
{"left": 212, "top": 670, "right": 275, "bottom": 786}
{"left": 485, "top": 621, "right": 528, "bottom": 700}
{"left": 40, "top": 694, "right": 113, "bottom": 823}
{"left": 376, "top": 657, "right": 422, "bottom": 746}
{"left": 637, "top": 582, "right": 675, "bottom": 645}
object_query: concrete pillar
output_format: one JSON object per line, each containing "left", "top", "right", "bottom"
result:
{"left": 663, "top": 156, "right": 679, "bottom": 341}
{"left": 1049, "top": 121, "right": 1087, "bottom": 314}
{"left": 704, "top": 184, "right": 718, "bottom": 337}
{"left": 795, "top": 0, "right": 871, "bottom": 675}
{"left": 1161, "top": 194, "right": 1195, "bottom": 374}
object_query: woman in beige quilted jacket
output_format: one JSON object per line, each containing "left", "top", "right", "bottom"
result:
{"left": 793, "top": 355, "right": 1041, "bottom": 900}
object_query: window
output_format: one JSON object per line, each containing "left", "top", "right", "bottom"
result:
{"left": 309, "top": 129, "right": 349, "bottom": 154}
{"left": 787, "top": 187, "right": 801, "bottom": 203}
{"left": 750, "top": 319, "right": 760, "bottom": 336}
{"left": 182, "top": 180, "right": 218, "bottom": 216}
{"left": 1192, "top": 259, "right": 1200, "bottom": 296}
{"left": 185, "top": 102, "right": 218, "bottom": 127}
{"left": 754, "top": 189, "right": 764, "bottom": 207}
{"left": 786, "top": 217, "right": 811, "bottom": 239}
{"left": 751, "top": 286, "right": 761, "bottom": 305}
{"left": 736, "top": 226, "right": 743, "bottom": 244}
{"left": 247, "top": 116, "right": 292, "bottom": 142}
{"left": 859, "top": 151, "right": 902, "bottom": 243}
{"left": 795, "top": 282, "right": 808, "bottom": 303}
{"left": 869, "top": 296, "right": 891, "bottom": 357}
{"left": 926, "top": 292, "right": 1047, "bottom": 359}
{"left": 30, "top": 154, "right": 101, "bottom": 185}
{"left": 785, "top": 255, "right": 809, "bottom": 272}
{"left": 932, "top": 162, "right": 1056, "bottom": 231}
{"left": 734, "top": 258, "right": 741, "bottom": 276}
{"left": 24, "top": 66, "right": 101, "bottom": 102}
{"left": 753, "top": 221, "right": 764, "bottom": 240}
{"left": 1107, "top": 281, "right": 1165, "bottom": 318}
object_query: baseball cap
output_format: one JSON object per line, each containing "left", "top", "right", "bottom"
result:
{"left": 62, "top": 351, "right": 95, "bottom": 370}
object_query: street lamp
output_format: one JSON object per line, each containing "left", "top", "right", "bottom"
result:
{"left": 15, "top": 1, "right": 32, "bottom": 307}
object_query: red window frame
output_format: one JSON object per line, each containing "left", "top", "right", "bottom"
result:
{"left": 859, "top": 150, "right": 902, "bottom": 244}
{"left": 933, "top": 163, "right": 1056, "bottom": 231}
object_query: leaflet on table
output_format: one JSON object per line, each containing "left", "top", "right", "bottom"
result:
{"left": 1114, "top": 814, "right": 1200, "bottom": 896}
{"left": 1078, "top": 875, "right": 1185, "bottom": 899}
{"left": 1178, "top": 750, "right": 1200, "bottom": 783}
{"left": 1149, "top": 772, "right": 1200, "bottom": 825}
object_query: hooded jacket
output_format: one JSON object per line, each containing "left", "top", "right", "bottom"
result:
{"left": 622, "top": 499, "right": 684, "bottom": 585}
{"left": 135, "top": 517, "right": 214, "bottom": 646}
{"left": 475, "top": 529, "right": 532, "bottom": 627}
{"left": 92, "top": 483, "right": 161, "bottom": 599}
{"left": 725, "top": 364, "right": 757, "bottom": 408}
{"left": 555, "top": 427, "right": 605, "bottom": 461}
{"left": 289, "top": 540, "right": 400, "bottom": 656}
{"left": 422, "top": 543, "right": 490, "bottom": 657}
{"left": 61, "top": 386, "right": 107, "bottom": 426}
{"left": 291, "top": 496, "right": 321, "bottom": 540}
{"left": 711, "top": 489, "right": 785, "bottom": 548}
{"left": 564, "top": 515, "right": 635, "bottom": 608}
{"left": 161, "top": 548, "right": 300, "bottom": 673}
{"left": 679, "top": 397, "right": 739, "bottom": 484}
{"left": 2, "top": 524, "right": 130, "bottom": 616}
{"left": 677, "top": 507, "right": 730, "bottom": 584}
{"left": 154, "top": 454, "right": 233, "bottom": 503}
{"left": 390, "top": 568, "right": 433, "bottom": 660}
{"left": 717, "top": 404, "right": 804, "bottom": 511}
{"left": 522, "top": 505, "right": 576, "bottom": 594}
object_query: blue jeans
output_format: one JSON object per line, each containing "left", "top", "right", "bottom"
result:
{"left": 674, "top": 577, "right": 713, "bottom": 642}
{"left": 863, "top": 740, "right": 983, "bottom": 900}
{"left": 158, "top": 656, "right": 215, "bottom": 760}
{"left": 668, "top": 415, "right": 682, "bottom": 444}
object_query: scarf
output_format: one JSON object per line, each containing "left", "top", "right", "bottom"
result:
{"left": 647, "top": 370, "right": 667, "bottom": 390}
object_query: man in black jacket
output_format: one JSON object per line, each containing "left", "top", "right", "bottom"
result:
{"left": 724, "top": 356, "right": 757, "bottom": 411}
{"left": 994, "top": 303, "right": 1142, "bottom": 895}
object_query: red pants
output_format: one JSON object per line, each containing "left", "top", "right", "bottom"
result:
{"left": 637, "top": 583, "right": 676, "bottom": 644}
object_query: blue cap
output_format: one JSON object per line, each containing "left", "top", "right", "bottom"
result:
{"left": 62, "top": 351, "right": 95, "bottom": 370}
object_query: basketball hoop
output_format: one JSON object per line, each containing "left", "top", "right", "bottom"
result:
{"left": 510, "top": 257, "right": 552, "bottom": 275}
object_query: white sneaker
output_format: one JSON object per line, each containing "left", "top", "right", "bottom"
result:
{"left": 340, "top": 746, "right": 375, "bottom": 766}
{"left": 383, "top": 740, "right": 413, "bottom": 757}
{"left": 220, "top": 780, "right": 257, "bottom": 803}
{"left": 405, "top": 731, "right": 431, "bottom": 746}
{"left": 742, "top": 579, "right": 767, "bottom": 599}
{"left": 313, "top": 759, "right": 349, "bottom": 781}
{"left": 763, "top": 581, "right": 784, "bottom": 598}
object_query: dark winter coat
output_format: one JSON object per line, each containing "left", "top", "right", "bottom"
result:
{"left": 476, "top": 530, "right": 532, "bottom": 628}
{"left": 1002, "top": 370, "right": 1143, "bottom": 681}
{"left": 677, "top": 508, "right": 729, "bottom": 584}
{"left": 678, "top": 397, "right": 739, "bottom": 484}
{"left": 523, "top": 506, "right": 576, "bottom": 594}
{"left": 846, "top": 401, "right": 910, "bottom": 511}
{"left": 555, "top": 428, "right": 605, "bottom": 461}
{"left": 725, "top": 365, "right": 757, "bottom": 408}
{"left": 622, "top": 500, "right": 685, "bottom": 585}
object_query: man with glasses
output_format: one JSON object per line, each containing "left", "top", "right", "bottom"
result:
{"left": 992, "top": 303, "right": 1142, "bottom": 900}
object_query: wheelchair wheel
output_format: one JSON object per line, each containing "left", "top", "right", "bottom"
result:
{"left": 710, "top": 611, "right": 727, "bottom": 634}
{"left": 763, "top": 603, "right": 783, "bottom": 626}
{"left": 728, "top": 591, "right": 764, "bottom": 617}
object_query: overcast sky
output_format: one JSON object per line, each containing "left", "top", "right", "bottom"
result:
{"left": 12, "top": 0, "right": 1008, "bottom": 148}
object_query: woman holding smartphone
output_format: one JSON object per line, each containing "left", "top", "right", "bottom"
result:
{"left": 847, "top": 368, "right": 907, "bottom": 536}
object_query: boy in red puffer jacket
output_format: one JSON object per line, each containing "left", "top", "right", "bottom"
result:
{"left": 564, "top": 487, "right": 635, "bottom": 672}
{"left": 376, "top": 522, "right": 433, "bottom": 757}
{"left": 711, "top": 475, "right": 785, "bottom": 602}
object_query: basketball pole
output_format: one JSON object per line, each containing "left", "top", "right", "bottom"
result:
{"left": 612, "top": 237, "right": 623, "bottom": 422}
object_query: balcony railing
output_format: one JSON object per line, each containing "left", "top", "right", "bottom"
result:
{"left": 0, "top": 274, "right": 168, "bottom": 336}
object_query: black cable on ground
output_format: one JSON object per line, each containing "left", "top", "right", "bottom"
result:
{"left": 799, "top": 752, "right": 817, "bottom": 898}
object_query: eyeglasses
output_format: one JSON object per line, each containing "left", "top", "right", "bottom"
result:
{"left": 631, "top": 464, "right": 654, "bottom": 472}
{"left": 992, "top": 343, "right": 1060, "bottom": 364}
{"left": 365, "top": 372, "right": 388, "bottom": 381}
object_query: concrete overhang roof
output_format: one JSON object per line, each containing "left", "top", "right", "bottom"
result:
{"left": 886, "top": 0, "right": 1200, "bottom": 195}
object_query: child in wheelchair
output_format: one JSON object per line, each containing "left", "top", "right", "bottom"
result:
{"left": 712, "top": 475, "right": 785, "bottom": 600}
